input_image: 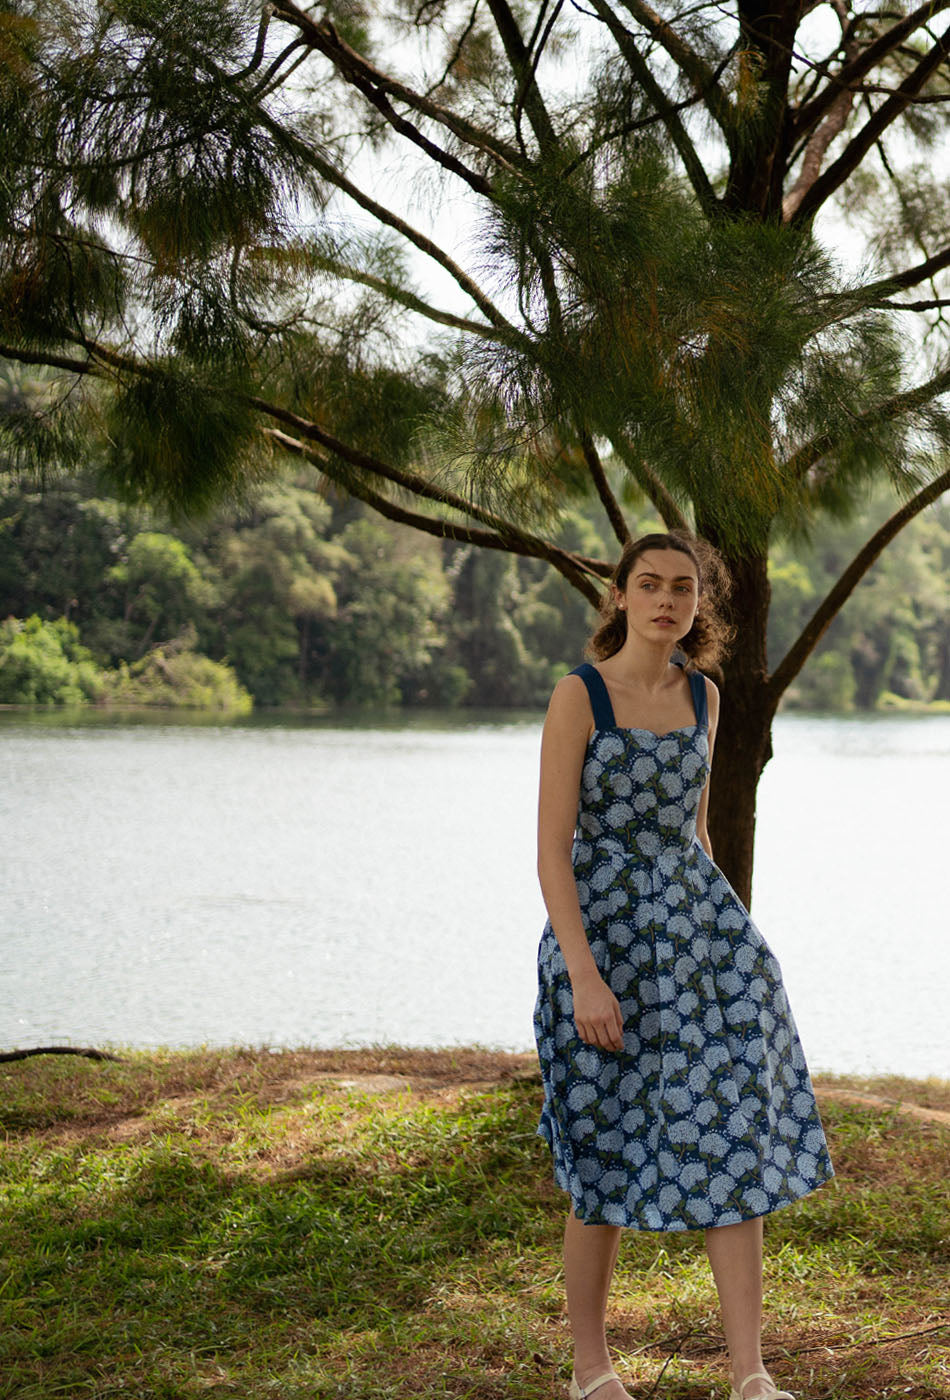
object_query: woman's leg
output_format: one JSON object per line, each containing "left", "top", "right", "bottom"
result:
{"left": 563, "top": 1209, "right": 628, "bottom": 1396}
{"left": 705, "top": 1217, "right": 780, "bottom": 1396}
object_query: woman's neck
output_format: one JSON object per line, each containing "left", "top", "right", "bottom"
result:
{"left": 601, "top": 639, "right": 679, "bottom": 692}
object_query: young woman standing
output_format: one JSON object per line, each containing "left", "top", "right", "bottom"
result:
{"left": 534, "top": 531, "right": 833, "bottom": 1400}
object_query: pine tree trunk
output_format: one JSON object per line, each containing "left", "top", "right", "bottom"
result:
{"left": 703, "top": 548, "right": 777, "bottom": 909}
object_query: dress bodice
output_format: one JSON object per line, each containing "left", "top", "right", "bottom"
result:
{"left": 571, "top": 663, "right": 710, "bottom": 859}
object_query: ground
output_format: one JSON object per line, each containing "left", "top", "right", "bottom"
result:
{"left": 1, "top": 1047, "right": 947, "bottom": 1400}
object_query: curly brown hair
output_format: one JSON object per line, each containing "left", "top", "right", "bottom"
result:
{"left": 586, "top": 531, "right": 735, "bottom": 672}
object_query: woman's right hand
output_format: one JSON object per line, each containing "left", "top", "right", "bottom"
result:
{"left": 571, "top": 969, "right": 625, "bottom": 1051}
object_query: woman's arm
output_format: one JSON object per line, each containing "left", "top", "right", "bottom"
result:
{"left": 537, "top": 676, "right": 624, "bottom": 1052}
{"left": 694, "top": 675, "right": 721, "bottom": 859}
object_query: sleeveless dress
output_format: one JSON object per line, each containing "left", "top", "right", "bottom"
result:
{"left": 534, "top": 662, "right": 833, "bottom": 1230}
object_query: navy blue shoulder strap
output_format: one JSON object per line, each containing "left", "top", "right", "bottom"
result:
{"left": 687, "top": 669, "right": 708, "bottom": 730}
{"left": 569, "top": 663, "right": 616, "bottom": 729}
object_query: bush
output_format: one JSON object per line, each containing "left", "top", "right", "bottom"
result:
{"left": 0, "top": 615, "right": 106, "bottom": 704}
{"left": 105, "top": 629, "right": 252, "bottom": 712}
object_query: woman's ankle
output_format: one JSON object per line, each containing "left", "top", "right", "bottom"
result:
{"left": 573, "top": 1351, "right": 613, "bottom": 1385}
{"left": 731, "top": 1360, "right": 768, "bottom": 1392}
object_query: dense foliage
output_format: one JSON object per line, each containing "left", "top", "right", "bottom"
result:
{"left": 2, "top": 466, "right": 947, "bottom": 711}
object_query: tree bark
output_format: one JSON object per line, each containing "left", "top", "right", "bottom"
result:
{"left": 703, "top": 546, "right": 777, "bottom": 908}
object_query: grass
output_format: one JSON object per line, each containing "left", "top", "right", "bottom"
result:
{"left": 0, "top": 1048, "right": 948, "bottom": 1400}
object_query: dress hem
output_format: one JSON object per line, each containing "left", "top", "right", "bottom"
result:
{"left": 537, "top": 1124, "right": 835, "bottom": 1232}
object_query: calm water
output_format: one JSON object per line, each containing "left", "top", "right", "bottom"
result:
{"left": 2, "top": 709, "right": 949, "bottom": 1078}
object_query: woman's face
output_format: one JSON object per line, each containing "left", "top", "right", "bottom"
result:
{"left": 614, "top": 549, "right": 700, "bottom": 645}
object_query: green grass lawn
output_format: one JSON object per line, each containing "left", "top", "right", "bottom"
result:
{"left": 1, "top": 1048, "right": 947, "bottom": 1400}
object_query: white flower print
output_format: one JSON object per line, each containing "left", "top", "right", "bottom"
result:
{"left": 658, "top": 1184, "right": 682, "bottom": 1213}
{"left": 596, "top": 734, "right": 625, "bottom": 759}
{"left": 631, "top": 755, "right": 658, "bottom": 783}
{"left": 686, "top": 1199, "right": 715, "bottom": 1225}
{"left": 708, "top": 1172, "right": 736, "bottom": 1205}
{"left": 733, "top": 944, "right": 757, "bottom": 972}
{"left": 700, "top": 1132, "right": 730, "bottom": 1156}
{"left": 568, "top": 1083, "right": 599, "bottom": 1111}
{"left": 667, "top": 1120, "right": 700, "bottom": 1144}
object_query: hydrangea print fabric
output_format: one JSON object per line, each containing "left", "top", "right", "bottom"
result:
{"left": 534, "top": 662, "right": 834, "bottom": 1230}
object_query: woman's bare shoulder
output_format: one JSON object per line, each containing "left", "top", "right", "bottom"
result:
{"left": 702, "top": 674, "right": 720, "bottom": 727}
{"left": 544, "top": 672, "right": 594, "bottom": 731}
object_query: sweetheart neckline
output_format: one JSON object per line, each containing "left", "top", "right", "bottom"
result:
{"left": 594, "top": 723, "right": 701, "bottom": 740}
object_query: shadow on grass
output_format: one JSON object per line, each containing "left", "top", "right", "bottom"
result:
{"left": 0, "top": 1077, "right": 948, "bottom": 1399}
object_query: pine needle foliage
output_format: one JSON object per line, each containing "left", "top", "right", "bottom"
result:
{"left": 105, "top": 367, "right": 262, "bottom": 515}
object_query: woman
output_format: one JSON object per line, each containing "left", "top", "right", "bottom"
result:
{"left": 534, "top": 531, "right": 833, "bottom": 1400}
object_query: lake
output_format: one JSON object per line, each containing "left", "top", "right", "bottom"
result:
{"left": 2, "top": 708, "right": 949, "bottom": 1078}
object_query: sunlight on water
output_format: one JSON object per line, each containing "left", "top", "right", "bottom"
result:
{"left": 2, "top": 711, "right": 948, "bottom": 1077}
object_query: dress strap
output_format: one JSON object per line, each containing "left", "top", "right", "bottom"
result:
{"left": 569, "top": 663, "right": 616, "bottom": 729}
{"left": 687, "top": 669, "right": 708, "bottom": 730}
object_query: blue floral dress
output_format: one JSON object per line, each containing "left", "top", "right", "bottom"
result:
{"left": 534, "top": 662, "right": 833, "bottom": 1229}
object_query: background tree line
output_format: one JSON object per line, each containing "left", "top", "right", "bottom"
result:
{"left": 3, "top": 454, "right": 948, "bottom": 713}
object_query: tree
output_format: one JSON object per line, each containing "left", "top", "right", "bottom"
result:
{"left": 3, "top": 0, "right": 950, "bottom": 900}
{"left": 106, "top": 531, "right": 217, "bottom": 657}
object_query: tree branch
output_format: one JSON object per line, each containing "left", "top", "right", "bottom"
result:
{"left": 0, "top": 344, "right": 100, "bottom": 377}
{"left": 791, "top": 0, "right": 950, "bottom": 140}
{"left": 783, "top": 2, "right": 859, "bottom": 220}
{"left": 791, "top": 22, "right": 950, "bottom": 223}
{"left": 268, "top": 0, "right": 526, "bottom": 172}
{"left": 229, "top": 3, "right": 273, "bottom": 81}
{"left": 768, "top": 465, "right": 950, "bottom": 699}
{"left": 785, "top": 361, "right": 950, "bottom": 479}
{"left": 860, "top": 245, "right": 950, "bottom": 301}
{"left": 291, "top": 142, "right": 519, "bottom": 335}
{"left": 252, "top": 399, "right": 609, "bottom": 587}
{"left": 586, "top": 0, "right": 721, "bottom": 217}
{"left": 0, "top": 1046, "right": 123, "bottom": 1063}
{"left": 871, "top": 296, "right": 950, "bottom": 310}
{"left": 305, "top": 257, "right": 518, "bottom": 343}
{"left": 311, "top": 49, "right": 496, "bottom": 198}
{"left": 609, "top": 433, "right": 693, "bottom": 533}
{"left": 116, "top": 7, "right": 520, "bottom": 333}
{"left": 609, "top": 0, "right": 736, "bottom": 144}
{"left": 264, "top": 427, "right": 604, "bottom": 603}
{"left": 484, "top": 0, "right": 560, "bottom": 155}
{"left": 578, "top": 429, "right": 630, "bottom": 546}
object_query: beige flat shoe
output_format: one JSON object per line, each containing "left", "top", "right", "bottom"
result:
{"left": 729, "top": 1372, "right": 795, "bottom": 1400}
{"left": 569, "top": 1371, "right": 624, "bottom": 1400}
